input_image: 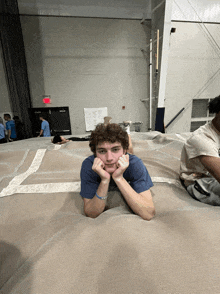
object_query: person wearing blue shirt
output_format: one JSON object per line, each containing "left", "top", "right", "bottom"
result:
{"left": 4, "top": 113, "right": 17, "bottom": 141}
{"left": 0, "top": 117, "right": 7, "bottom": 144}
{"left": 38, "top": 115, "right": 51, "bottom": 137}
{"left": 80, "top": 123, "right": 155, "bottom": 220}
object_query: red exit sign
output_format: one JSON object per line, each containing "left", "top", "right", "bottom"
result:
{"left": 43, "top": 97, "right": 51, "bottom": 104}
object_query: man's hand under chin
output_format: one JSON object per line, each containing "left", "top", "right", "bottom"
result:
{"left": 92, "top": 157, "right": 111, "bottom": 182}
{"left": 112, "top": 154, "right": 129, "bottom": 181}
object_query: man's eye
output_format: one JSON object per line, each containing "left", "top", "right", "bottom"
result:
{"left": 112, "top": 148, "right": 120, "bottom": 152}
{"left": 98, "top": 150, "right": 106, "bottom": 154}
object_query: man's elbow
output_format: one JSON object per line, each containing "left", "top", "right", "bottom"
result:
{"left": 84, "top": 208, "right": 102, "bottom": 219}
{"left": 141, "top": 207, "right": 156, "bottom": 221}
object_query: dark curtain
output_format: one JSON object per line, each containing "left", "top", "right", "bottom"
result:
{"left": 0, "top": 0, "right": 33, "bottom": 138}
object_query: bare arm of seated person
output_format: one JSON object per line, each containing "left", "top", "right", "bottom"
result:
{"left": 199, "top": 155, "right": 220, "bottom": 183}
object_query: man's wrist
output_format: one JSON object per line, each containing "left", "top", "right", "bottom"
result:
{"left": 96, "top": 192, "right": 108, "bottom": 200}
{"left": 112, "top": 176, "right": 124, "bottom": 182}
{"left": 101, "top": 178, "right": 110, "bottom": 184}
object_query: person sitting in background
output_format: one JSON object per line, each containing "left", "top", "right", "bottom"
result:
{"left": 3, "top": 113, "right": 17, "bottom": 142}
{"left": 180, "top": 95, "right": 220, "bottom": 205}
{"left": 38, "top": 115, "right": 51, "bottom": 137}
{"left": 80, "top": 123, "right": 155, "bottom": 220}
{"left": 13, "top": 116, "right": 26, "bottom": 140}
{"left": 0, "top": 117, "right": 7, "bottom": 144}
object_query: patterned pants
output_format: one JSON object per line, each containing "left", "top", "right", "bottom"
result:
{"left": 187, "top": 177, "right": 220, "bottom": 206}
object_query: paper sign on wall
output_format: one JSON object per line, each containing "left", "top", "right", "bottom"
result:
{"left": 84, "top": 107, "right": 108, "bottom": 131}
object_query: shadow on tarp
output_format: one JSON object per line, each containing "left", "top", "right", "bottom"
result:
{"left": 0, "top": 241, "right": 32, "bottom": 294}
{"left": 97, "top": 243, "right": 157, "bottom": 294}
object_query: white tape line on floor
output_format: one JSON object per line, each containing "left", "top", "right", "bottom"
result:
{"left": 0, "top": 149, "right": 46, "bottom": 197}
{"left": 15, "top": 182, "right": 81, "bottom": 194}
{"left": 0, "top": 176, "right": 183, "bottom": 198}
{"left": 53, "top": 145, "right": 61, "bottom": 150}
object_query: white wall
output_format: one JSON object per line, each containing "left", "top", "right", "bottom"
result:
{"left": 0, "top": 48, "right": 11, "bottom": 115}
{"left": 21, "top": 16, "right": 151, "bottom": 134}
{"left": 164, "top": 0, "right": 220, "bottom": 133}
{"left": 164, "top": 21, "right": 220, "bottom": 133}
{"left": 172, "top": 0, "right": 220, "bottom": 23}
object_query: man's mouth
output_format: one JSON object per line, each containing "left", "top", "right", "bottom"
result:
{"left": 105, "top": 163, "right": 115, "bottom": 167}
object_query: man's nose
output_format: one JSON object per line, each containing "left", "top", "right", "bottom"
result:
{"left": 106, "top": 151, "right": 114, "bottom": 161}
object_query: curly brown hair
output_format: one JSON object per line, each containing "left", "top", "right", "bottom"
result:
{"left": 89, "top": 123, "right": 129, "bottom": 154}
{"left": 209, "top": 95, "right": 220, "bottom": 114}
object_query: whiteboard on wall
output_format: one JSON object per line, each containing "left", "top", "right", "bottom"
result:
{"left": 84, "top": 107, "right": 108, "bottom": 131}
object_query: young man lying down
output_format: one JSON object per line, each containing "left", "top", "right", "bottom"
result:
{"left": 80, "top": 123, "right": 155, "bottom": 220}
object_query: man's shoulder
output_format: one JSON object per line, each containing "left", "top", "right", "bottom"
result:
{"left": 81, "top": 155, "right": 99, "bottom": 181}
{"left": 183, "top": 123, "right": 220, "bottom": 159}
{"left": 187, "top": 130, "right": 216, "bottom": 147}
{"left": 6, "top": 120, "right": 14, "bottom": 128}
{"left": 82, "top": 155, "right": 95, "bottom": 167}
{"left": 127, "top": 154, "right": 146, "bottom": 174}
{"left": 128, "top": 154, "right": 142, "bottom": 165}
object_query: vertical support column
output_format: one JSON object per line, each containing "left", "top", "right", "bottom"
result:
{"left": 149, "top": 39, "right": 153, "bottom": 131}
{"left": 155, "top": 0, "right": 174, "bottom": 133}
{"left": 0, "top": 0, "right": 33, "bottom": 138}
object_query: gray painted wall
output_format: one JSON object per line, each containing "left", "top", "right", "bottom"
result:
{"left": 21, "top": 16, "right": 151, "bottom": 134}
{"left": 18, "top": 0, "right": 151, "bottom": 19}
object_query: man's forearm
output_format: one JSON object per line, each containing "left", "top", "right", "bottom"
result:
{"left": 113, "top": 177, "right": 155, "bottom": 220}
{"left": 199, "top": 156, "right": 220, "bottom": 183}
{"left": 84, "top": 179, "right": 109, "bottom": 218}
{"left": 8, "top": 130, "right": 11, "bottom": 139}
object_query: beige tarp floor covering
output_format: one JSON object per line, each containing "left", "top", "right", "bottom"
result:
{"left": 1, "top": 132, "right": 220, "bottom": 294}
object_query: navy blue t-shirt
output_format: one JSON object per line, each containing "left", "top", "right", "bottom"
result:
{"left": 80, "top": 154, "right": 153, "bottom": 199}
